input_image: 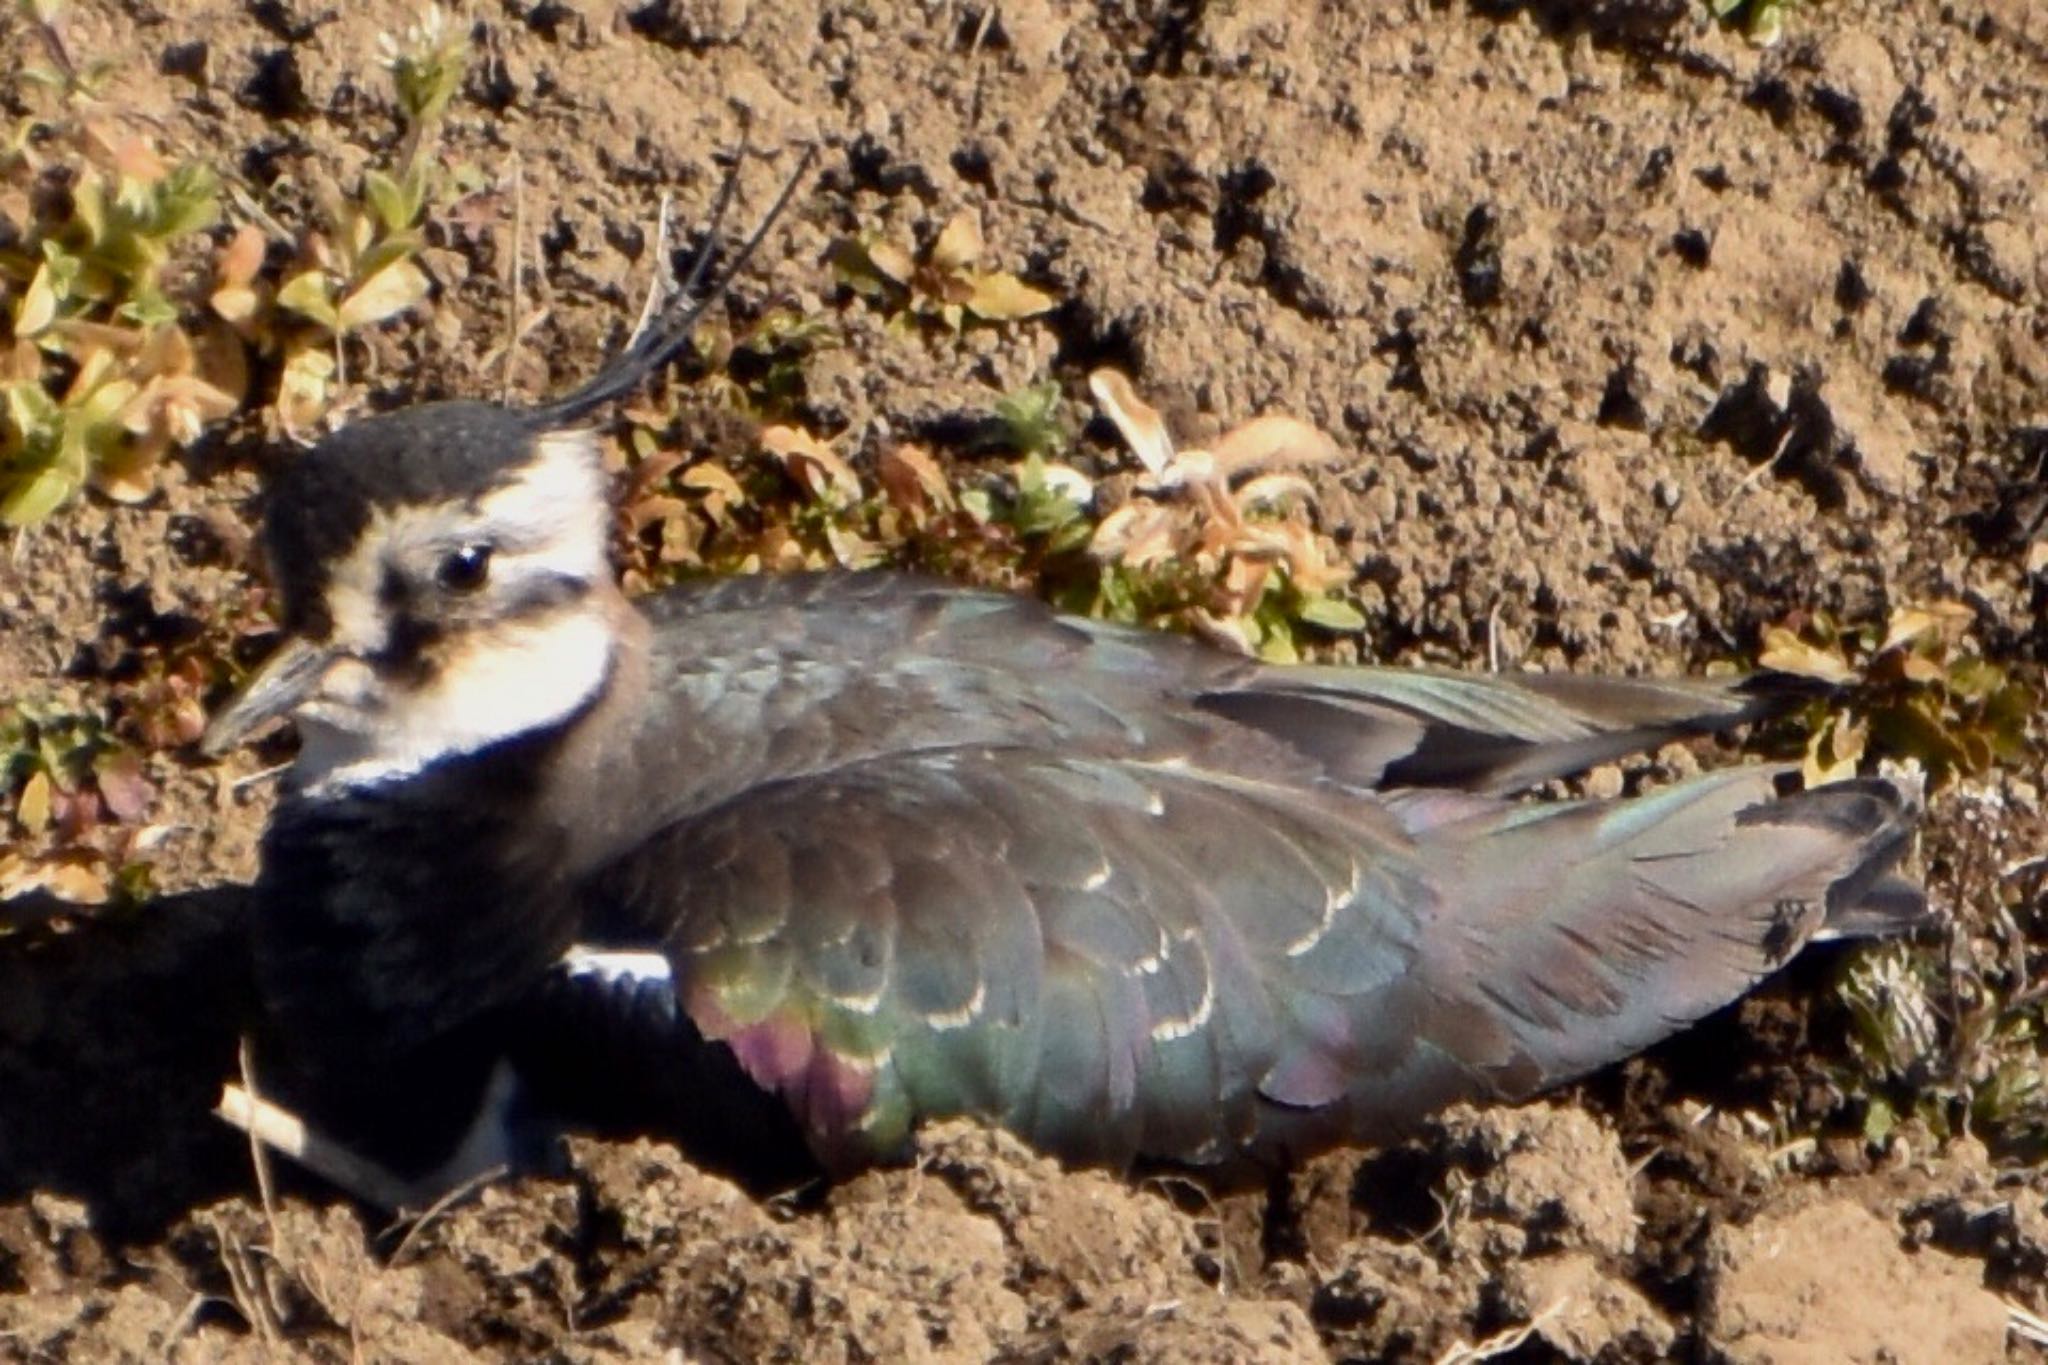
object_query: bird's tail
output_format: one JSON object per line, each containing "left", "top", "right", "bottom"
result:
{"left": 1250, "top": 767, "right": 1928, "bottom": 1163}
{"left": 1398, "top": 768, "right": 1927, "bottom": 1092}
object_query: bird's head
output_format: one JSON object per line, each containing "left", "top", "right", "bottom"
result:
{"left": 202, "top": 404, "right": 623, "bottom": 790}
{"left": 203, "top": 139, "right": 814, "bottom": 791}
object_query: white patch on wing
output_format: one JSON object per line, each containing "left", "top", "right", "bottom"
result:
{"left": 560, "top": 945, "right": 675, "bottom": 987}
{"left": 1284, "top": 857, "right": 1359, "bottom": 958}
{"left": 921, "top": 978, "right": 986, "bottom": 1031}
{"left": 296, "top": 608, "right": 614, "bottom": 794}
{"left": 1148, "top": 937, "right": 1215, "bottom": 1043}
{"left": 825, "top": 981, "right": 889, "bottom": 1015}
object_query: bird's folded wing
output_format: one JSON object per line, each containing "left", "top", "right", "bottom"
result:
{"left": 592, "top": 746, "right": 1914, "bottom": 1174}
{"left": 600, "top": 747, "right": 1427, "bottom": 1171}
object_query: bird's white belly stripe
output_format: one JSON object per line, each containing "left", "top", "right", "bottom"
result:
{"left": 560, "top": 945, "right": 674, "bottom": 987}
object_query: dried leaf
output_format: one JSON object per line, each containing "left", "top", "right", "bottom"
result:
{"left": 759, "top": 424, "right": 863, "bottom": 505}
{"left": 1880, "top": 600, "right": 1974, "bottom": 654}
{"left": 194, "top": 319, "right": 251, "bottom": 411}
{"left": 1897, "top": 653, "right": 1946, "bottom": 685}
{"left": 1090, "top": 501, "right": 1181, "bottom": 567}
{"left": 210, "top": 284, "right": 261, "bottom": 325}
{"left": 680, "top": 463, "right": 747, "bottom": 526}
{"left": 866, "top": 240, "right": 916, "bottom": 287}
{"left": 1759, "top": 626, "right": 1857, "bottom": 684}
{"left": 16, "top": 260, "right": 61, "bottom": 337}
{"left": 1233, "top": 472, "right": 1317, "bottom": 511}
{"left": 16, "top": 771, "right": 52, "bottom": 836}
{"left": 0, "top": 854, "right": 110, "bottom": 905}
{"left": 1217, "top": 554, "right": 1273, "bottom": 614}
{"left": 825, "top": 522, "right": 886, "bottom": 570}
{"left": 92, "top": 430, "right": 169, "bottom": 504}
{"left": 931, "top": 212, "right": 984, "bottom": 274}
{"left": 878, "top": 443, "right": 954, "bottom": 517}
{"left": 218, "top": 223, "right": 268, "bottom": 289}
{"left": 966, "top": 271, "right": 1057, "bottom": 321}
{"left": 1210, "top": 414, "right": 1340, "bottom": 478}
{"left": 1089, "top": 369, "right": 1176, "bottom": 476}
{"left": 109, "top": 133, "right": 167, "bottom": 184}
{"left": 92, "top": 751, "right": 154, "bottom": 824}
{"left": 1189, "top": 609, "right": 1258, "bottom": 657}
{"left": 681, "top": 463, "right": 747, "bottom": 500}
{"left": 1803, "top": 712, "right": 1868, "bottom": 787}
{"left": 276, "top": 338, "right": 337, "bottom": 434}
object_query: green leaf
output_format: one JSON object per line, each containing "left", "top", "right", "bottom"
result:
{"left": 2, "top": 465, "right": 78, "bottom": 525}
{"left": 152, "top": 164, "right": 221, "bottom": 238}
{"left": 276, "top": 270, "right": 340, "bottom": 328}
{"left": 1256, "top": 619, "right": 1300, "bottom": 665}
{"left": 354, "top": 231, "right": 425, "bottom": 282}
{"left": 336, "top": 257, "right": 430, "bottom": 331}
{"left": 70, "top": 176, "right": 107, "bottom": 245}
{"left": 1295, "top": 594, "right": 1367, "bottom": 633}
{"left": 116, "top": 292, "right": 180, "bottom": 327}
{"left": 362, "top": 169, "right": 414, "bottom": 234}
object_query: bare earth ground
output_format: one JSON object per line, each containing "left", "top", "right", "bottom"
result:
{"left": 2, "top": 1, "right": 2047, "bottom": 1360}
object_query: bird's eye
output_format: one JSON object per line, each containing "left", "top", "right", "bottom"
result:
{"left": 436, "top": 544, "right": 493, "bottom": 593}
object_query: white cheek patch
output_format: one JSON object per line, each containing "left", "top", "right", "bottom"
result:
{"left": 560, "top": 946, "right": 675, "bottom": 987}
{"left": 296, "top": 608, "right": 615, "bottom": 795}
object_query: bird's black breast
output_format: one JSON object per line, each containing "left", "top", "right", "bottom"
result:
{"left": 250, "top": 731, "right": 590, "bottom": 1170}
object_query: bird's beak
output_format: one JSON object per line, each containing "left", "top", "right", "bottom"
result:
{"left": 201, "top": 636, "right": 337, "bottom": 757}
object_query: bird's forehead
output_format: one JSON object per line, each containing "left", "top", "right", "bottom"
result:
{"left": 264, "top": 402, "right": 536, "bottom": 556}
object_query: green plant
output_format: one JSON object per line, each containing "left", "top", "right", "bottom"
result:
{"left": 831, "top": 210, "right": 1058, "bottom": 331}
{"left": 1756, "top": 601, "right": 2035, "bottom": 791}
{"left": 0, "top": 698, "right": 155, "bottom": 904}
{"left": 695, "top": 308, "right": 841, "bottom": 420}
{"left": 13, "top": 0, "right": 120, "bottom": 100}
{"left": 616, "top": 370, "right": 1367, "bottom": 664}
{"left": 0, "top": 119, "right": 238, "bottom": 520}
{"left": 1708, "top": 0, "right": 1796, "bottom": 45}
{"left": 1836, "top": 938, "right": 2048, "bottom": 1161}
{"left": 980, "top": 380, "right": 1068, "bottom": 459}
{"left": 380, "top": 5, "right": 469, "bottom": 134}
{"left": 261, "top": 10, "right": 474, "bottom": 432}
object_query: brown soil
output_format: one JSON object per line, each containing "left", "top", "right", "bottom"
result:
{"left": 3, "top": 0, "right": 2046, "bottom": 1360}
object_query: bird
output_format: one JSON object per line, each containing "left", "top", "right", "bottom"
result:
{"left": 203, "top": 146, "right": 1929, "bottom": 1208}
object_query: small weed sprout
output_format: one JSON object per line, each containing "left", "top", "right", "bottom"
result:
{"left": 380, "top": 5, "right": 469, "bottom": 134}
{"left": 832, "top": 210, "right": 1058, "bottom": 331}
{"left": 1757, "top": 600, "right": 2035, "bottom": 791}
{"left": 262, "top": 5, "right": 475, "bottom": 431}
{"left": 1708, "top": 0, "right": 1795, "bottom": 46}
